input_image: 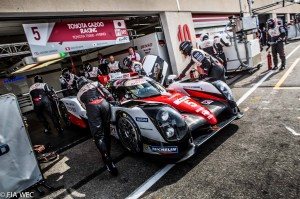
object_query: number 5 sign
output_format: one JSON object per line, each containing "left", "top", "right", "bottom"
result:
{"left": 22, "top": 23, "right": 55, "bottom": 46}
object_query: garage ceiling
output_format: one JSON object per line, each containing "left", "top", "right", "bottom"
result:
{"left": 0, "top": 15, "right": 161, "bottom": 77}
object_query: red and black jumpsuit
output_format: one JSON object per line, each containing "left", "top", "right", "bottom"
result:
{"left": 29, "top": 83, "right": 62, "bottom": 133}
{"left": 77, "top": 81, "right": 113, "bottom": 157}
{"left": 179, "top": 49, "right": 226, "bottom": 82}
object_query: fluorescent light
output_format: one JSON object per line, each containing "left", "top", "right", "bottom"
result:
{"left": 36, "top": 54, "right": 61, "bottom": 62}
{"left": 132, "top": 24, "right": 151, "bottom": 26}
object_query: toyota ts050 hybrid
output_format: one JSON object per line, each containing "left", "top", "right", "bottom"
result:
{"left": 59, "top": 56, "right": 242, "bottom": 162}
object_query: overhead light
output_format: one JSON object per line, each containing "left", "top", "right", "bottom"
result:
{"left": 35, "top": 53, "right": 68, "bottom": 63}
{"left": 132, "top": 24, "right": 151, "bottom": 26}
{"left": 131, "top": 34, "right": 146, "bottom": 37}
{"left": 155, "top": 26, "right": 162, "bottom": 29}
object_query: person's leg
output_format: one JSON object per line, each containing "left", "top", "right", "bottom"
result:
{"left": 44, "top": 99, "right": 63, "bottom": 133}
{"left": 34, "top": 103, "right": 50, "bottom": 132}
{"left": 209, "top": 63, "right": 226, "bottom": 82}
{"left": 272, "top": 45, "right": 279, "bottom": 70}
{"left": 86, "top": 102, "right": 118, "bottom": 176}
{"left": 278, "top": 42, "right": 286, "bottom": 70}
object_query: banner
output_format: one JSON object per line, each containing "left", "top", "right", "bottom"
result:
{"left": 23, "top": 20, "right": 130, "bottom": 57}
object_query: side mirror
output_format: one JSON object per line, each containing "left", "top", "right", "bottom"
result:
{"left": 167, "top": 75, "right": 177, "bottom": 84}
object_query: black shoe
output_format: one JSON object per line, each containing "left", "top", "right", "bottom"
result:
{"left": 103, "top": 156, "right": 118, "bottom": 176}
{"left": 280, "top": 66, "right": 285, "bottom": 70}
{"left": 272, "top": 66, "right": 278, "bottom": 70}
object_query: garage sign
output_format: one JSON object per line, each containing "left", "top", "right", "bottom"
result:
{"left": 23, "top": 20, "right": 130, "bottom": 57}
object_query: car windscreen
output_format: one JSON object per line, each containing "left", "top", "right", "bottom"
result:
{"left": 125, "top": 79, "right": 165, "bottom": 98}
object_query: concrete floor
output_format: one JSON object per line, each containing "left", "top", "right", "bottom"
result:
{"left": 30, "top": 40, "right": 300, "bottom": 199}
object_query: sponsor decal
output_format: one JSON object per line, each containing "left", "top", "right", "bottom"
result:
{"left": 136, "top": 117, "right": 148, "bottom": 122}
{"left": 201, "top": 100, "right": 214, "bottom": 105}
{"left": 173, "top": 96, "right": 190, "bottom": 105}
{"left": 150, "top": 146, "right": 178, "bottom": 154}
{"left": 140, "top": 127, "right": 153, "bottom": 131}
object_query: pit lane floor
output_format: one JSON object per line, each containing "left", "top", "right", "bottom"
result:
{"left": 31, "top": 40, "right": 300, "bottom": 199}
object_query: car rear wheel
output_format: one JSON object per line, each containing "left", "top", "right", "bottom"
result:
{"left": 116, "top": 112, "right": 142, "bottom": 153}
{"left": 59, "top": 102, "right": 72, "bottom": 127}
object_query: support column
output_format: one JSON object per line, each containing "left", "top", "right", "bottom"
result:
{"left": 160, "top": 12, "right": 196, "bottom": 75}
{"left": 285, "top": 13, "right": 291, "bottom": 23}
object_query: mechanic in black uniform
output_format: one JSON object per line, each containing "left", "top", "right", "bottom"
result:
{"left": 267, "top": 18, "right": 286, "bottom": 70}
{"left": 283, "top": 21, "right": 290, "bottom": 45}
{"left": 29, "top": 75, "right": 63, "bottom": 134}
{"left": 98, "top": 53, "right": 109, "bottom": 75}
{"left": 83, "top": 63, "right": 102, "bottom": 81}
{"left": 59, "top": 68, "right": 79, "bottom": 97}
{"left": 76, "top": 76, "right": 118, "bottom": 176}
{"left": 213, "top": 35, "right": 230, "bottom": 71}
{"left": 176, "top": 40, "right": 226, "bottom": 82}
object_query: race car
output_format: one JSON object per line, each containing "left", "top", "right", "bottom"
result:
{"left": 59, "top": 74, "right": 241, "bottom": 162}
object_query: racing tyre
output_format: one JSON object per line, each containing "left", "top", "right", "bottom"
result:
{"left": 116, "top": 112, "right": 142, "bottom": 153}
{"left": 59, "top": 102, "right": 72, "bottom": 127}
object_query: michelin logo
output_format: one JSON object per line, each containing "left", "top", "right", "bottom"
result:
{"left": 136, "top": 117, "right": 148, "bottom": 122}
{"left": 150, "top": 146, "right": 178, "bottom": 154}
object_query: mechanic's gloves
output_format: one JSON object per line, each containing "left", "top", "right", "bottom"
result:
{"left": 199, "top": 74, "right": 208, "bottom": 80}
{"left": 276, "top": 37, "right": 283, "bottom": 43}
{"left": 107, "top": 95, "right": 114, "bottom": 102}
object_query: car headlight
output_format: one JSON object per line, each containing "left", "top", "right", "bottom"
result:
{"left": 212, "top": 80, "right": 235, "bottom": 101}
{"left": 166, "top": 127, "right": 175, "bottom": 138}
{"left": 143, "top": 105, "right": 189, "bottom": 142}
{"left": 158, "top": 110, "right": 169, "bottom": 121}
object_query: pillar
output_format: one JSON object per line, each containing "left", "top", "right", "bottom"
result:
{"left": 160, "top": 12, "right": 196, "bottom": 75}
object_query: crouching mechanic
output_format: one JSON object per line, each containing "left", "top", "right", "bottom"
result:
{"left": 76, "top": 77, "right": 118, "bottom": 176}
{"left": 59, "top": 68, "right": 78, "bottom": 97}
{"left": 29, "top": 75, "right": 63, "bottom": 134}
{"left": 267, "top": 18, "right": 286, "bottom": 70}
{"left": 176, "top": 41, "right": 226, "bottom": 82}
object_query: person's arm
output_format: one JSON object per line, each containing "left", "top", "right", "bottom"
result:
{"left": 220, "top": 38, "right": 230, "bottom": 47}
{"left": 97, "top": 68, "right": 103, "bottom": 76}
{"left": 177, "top": 59, "right": 195, "bottom": 80}
{"left": 97, "top": 82, "right": 113, "bottom": 101}
{"left": 278, "top": 26, "right": 286, "bottom": 41}
{"left": 136, "top": 53, "right": 141, "bottom": 61}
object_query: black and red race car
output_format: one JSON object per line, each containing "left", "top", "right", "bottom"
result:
{"left": 59, "top": 73, "right": 242, "bottom": 162}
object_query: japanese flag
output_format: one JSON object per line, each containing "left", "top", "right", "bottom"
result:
{"left": 113, "top": 20, "right": 126, "bottom": 29}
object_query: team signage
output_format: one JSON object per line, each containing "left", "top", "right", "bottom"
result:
{"left": 23, "top": 20, "right": 130, "bottom": 57}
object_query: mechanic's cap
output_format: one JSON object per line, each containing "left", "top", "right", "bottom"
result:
{"left": 123, "top": 57, "right": 132, "bottom": 67}
{"left": 34, "top": 75, "right": 43, "bottom": 83}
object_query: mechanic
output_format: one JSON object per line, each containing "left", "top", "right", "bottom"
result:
{"left": 108, "top": 55, "right": 122, "bottom": 73}
{"left": 29, "top": 75, "right": 63, "bottom": 134}
{"left": 267, "top": 18, "right": 286, "bottom": 70}
{"left": 98, "top": 53, "right": 109, "bottom": 75}
{"left": 199, "top": 34, "right": 216, "bottom": 57}
{"left": 128, "top": 47, "right": 141, "bottom": 61}
{"left": 59, "top": 68, "right": 79, "bottom": 97}
{"left": 83, "top": 63, "right": 102, "bottom": 81}
{"left": 176, "top": 41, "right": 226, "bottom": 82}
{"left": 123, "top": 57, "right": 143, "bottom": 74}
{"left": 283, "top": 21, "right": 290, "bottom": 45}
{"left": 213, "top": 35, "right": 230, "bottom": 71}
{"left": 76, "top": 76, "right": 118, "bottom": 176}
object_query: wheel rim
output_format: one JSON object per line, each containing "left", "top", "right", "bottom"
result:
{"left": 117, "top": 117, "right": 140, "bottom": 153}
{"left": 60, "top": 103, "right": 71, "bottom": 126}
